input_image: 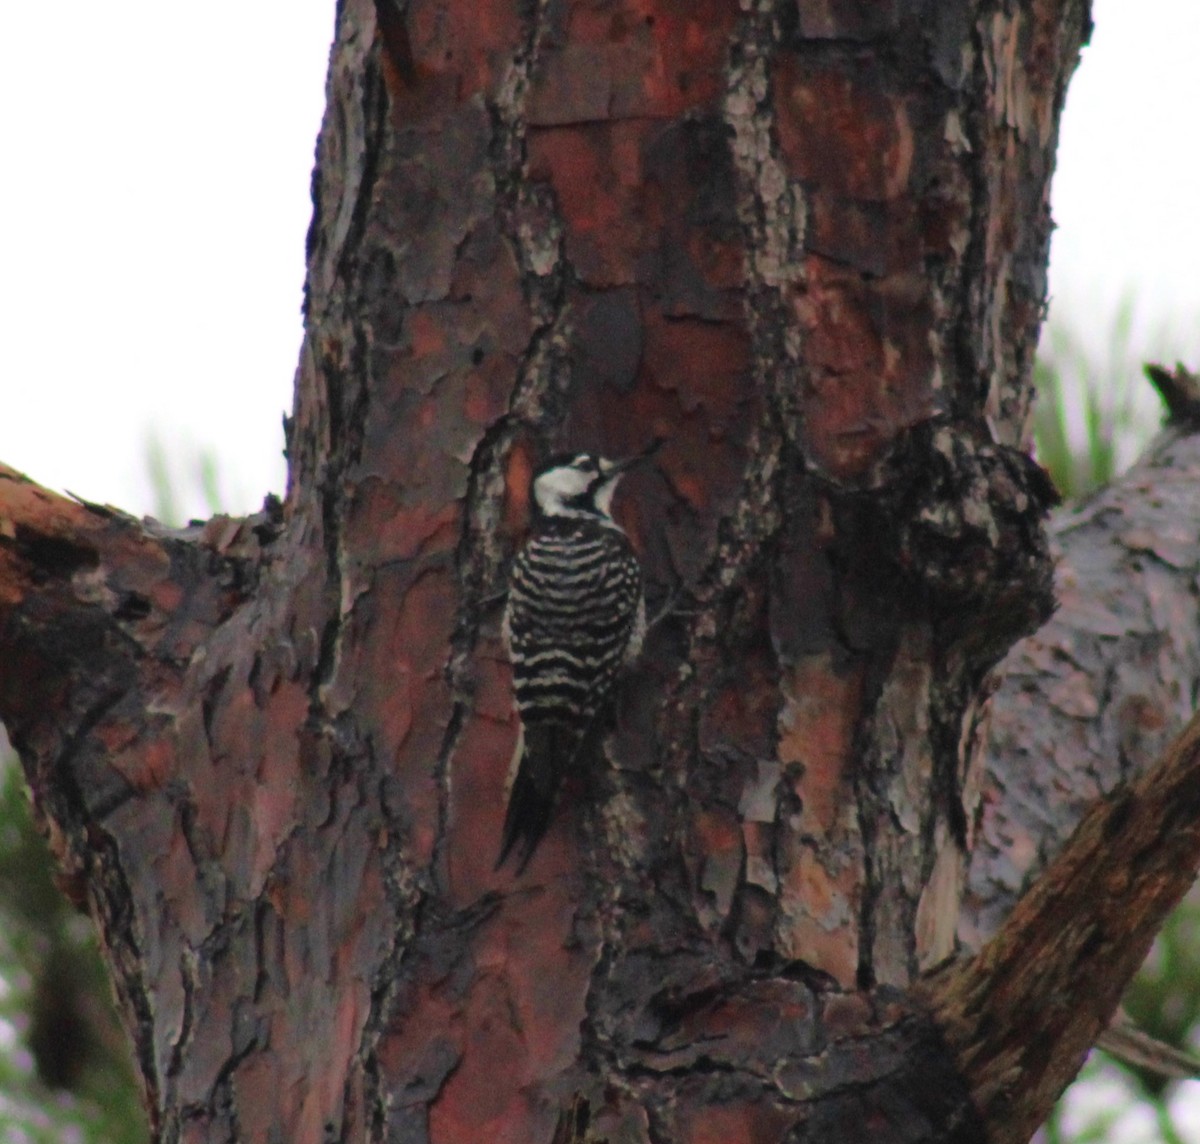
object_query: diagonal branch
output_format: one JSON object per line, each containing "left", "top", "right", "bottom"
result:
{"left": 0, "top": 463, "right": 271, "bottom": 767}
{"left": 926, "top": 710, "right": 1200, "bottom": 1144}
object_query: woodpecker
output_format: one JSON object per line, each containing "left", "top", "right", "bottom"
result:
{"left": 496, "top": 444, "right": 659, "bottom": 872}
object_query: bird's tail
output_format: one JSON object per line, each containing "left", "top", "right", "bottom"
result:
{"left": 496, "top": 721, "right": 581, "bottom": 873}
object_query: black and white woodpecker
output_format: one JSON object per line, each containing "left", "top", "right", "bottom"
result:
{"left": 497, "top": 442, "right": 660, "bottom": 872}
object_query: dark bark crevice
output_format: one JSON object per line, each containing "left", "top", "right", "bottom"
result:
{"left": 0, "top": 0, "right": 1152, "bottom": 1140}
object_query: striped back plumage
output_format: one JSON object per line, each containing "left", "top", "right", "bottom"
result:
{"left": 497, "top": 515, "right": 644, "bottom": 870}
{"left": 507, "top": 519, "right": 643, "bottom": 724}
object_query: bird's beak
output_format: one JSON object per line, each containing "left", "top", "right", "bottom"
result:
{"left": 599, "top": 437, "right": 665, "bottom": 480}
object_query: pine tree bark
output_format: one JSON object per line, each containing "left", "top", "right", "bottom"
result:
{"left": 4, "top": 1, "right": 1167, "bottom": 1141}
{"left": 967, "top": 376, "right": 1200, "bottom": 946}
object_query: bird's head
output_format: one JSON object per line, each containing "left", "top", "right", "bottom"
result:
{"left": 530, "top": 440, "right": 662, "bottom": 522}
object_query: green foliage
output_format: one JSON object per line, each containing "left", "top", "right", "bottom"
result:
{"left": 1032, "top": 297, "right": 1164, "bottom": 500}
{"left": 1, "top": 328, "right": 1197, "bottom": 1143}
{"left": 0, "top": 753, "right": 148, "bottom": 1144}
{"left": 1124, "top": 885, "right": 1200, "bottom": 1085}
{"left": 144, "top": 430, "right": 228, "bottom": 527}
{"left": 1058, "top": 888, "right": 1200, "bottom": 1143}
{"left": 1035, "top": 307, "right": 1200, "bottom": 1142}
{"left": 0, "top": 425, "right": 226, "bottom": 1141}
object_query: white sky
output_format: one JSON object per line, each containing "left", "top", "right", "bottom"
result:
{"left": 1, "top": 0, "right": 1198, "bottom": 521}
{"left": 2, "top": 2, "right": 1200, "bottom": 1131}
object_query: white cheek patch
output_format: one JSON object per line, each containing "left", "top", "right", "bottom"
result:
{"left": 534, "top": 467, "right": 592, "bottom": 512}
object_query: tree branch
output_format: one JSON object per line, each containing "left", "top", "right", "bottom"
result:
{"left": 0, "top": 463, "right": 279, "bottom": 1128}
{"left": 1, "top": 464, "right": 172, "bottom": 766}
{"left": 0, "top": 463, "right": 273, "bottom": 773}
{"left": 926, "top": 710, "right": 1200, "bottom": 1144}
{"left": 964, "top": 398, "right": 1200, "bottom": 946}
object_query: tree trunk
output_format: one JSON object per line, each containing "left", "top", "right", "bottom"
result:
{"left": 11, "top": 0, "right": 1180, "bottom": 1141}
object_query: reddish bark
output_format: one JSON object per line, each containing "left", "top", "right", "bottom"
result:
{"left": 0, "top": 1, "right": 1134, "bottom": 1142}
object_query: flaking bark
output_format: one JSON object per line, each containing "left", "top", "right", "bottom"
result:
{"left": 928, "top": 712, "right": 1200, "bottom": 1144}
{"left": 8, "top": 1, "right": 1182, "bottom": 1142}
{"left": 965, "top": 380, "right": 1200, "bottom": 947}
